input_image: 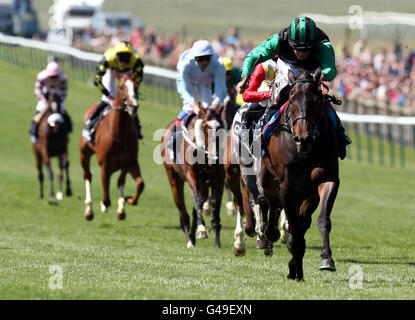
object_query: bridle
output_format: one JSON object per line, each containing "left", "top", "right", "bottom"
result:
{"left": 284, "top": 78, "right": 321, "bottom": 141}
{"left": 111, "top": 78, "right": 138, "bottom": 116}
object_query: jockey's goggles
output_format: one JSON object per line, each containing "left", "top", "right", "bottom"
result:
{"left": 116, "top": 52, "right": 132, "bottom": 63}
{"left": 195, "top": 55, "right": 212, "bottom": 62}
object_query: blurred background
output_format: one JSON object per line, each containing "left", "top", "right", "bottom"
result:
{"left": 2, "top": 0, "right": 415, "bottom": 161}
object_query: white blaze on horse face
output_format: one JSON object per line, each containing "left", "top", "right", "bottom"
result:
{"left": 125, "top": 79, "right": 138, "bottom": 107}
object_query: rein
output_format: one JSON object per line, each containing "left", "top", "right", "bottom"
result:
{"left": 285, "top": 78, "right": 321, "bottom": 140}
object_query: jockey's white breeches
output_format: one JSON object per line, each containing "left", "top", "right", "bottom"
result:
{"left": 178, "top": 80, "right": 214, "bottom": 113}
{"left": 270, "top": 59, "right": 317, "bottom": 102}
{"left": 36, "top": 100, "right": 66, "bottom": 113}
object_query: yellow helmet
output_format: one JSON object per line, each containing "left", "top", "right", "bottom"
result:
{"left": 222, "top": 57, "right": 233, "bottom": 71}
{"left": 114, "top": 41, "right": 134, "bottom": 54}
{"left": 114, "top": 41, "right": 135, "bottom": 63}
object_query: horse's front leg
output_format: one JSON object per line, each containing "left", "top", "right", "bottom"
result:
{"left": 116, "top": 169, "right": 127, "bottom": 220}
{"left": 81, "top": 144, "right": 94, "bottom": 220}
{"left": 126, "top": 162, "right": 145, "bottom": 206}
{"left": 34, "top": 147, "right": 44, "bottom": 199}
{"left": 100, "top": 165, "right": 111, "bottom": 213}
{"left": 317, "top": 181, "right": 339, "bottom": 271}
{"left": 240, "top": 164, "right": 267, "bottom": 240}
{"left": 226, "top": 163, "right": 246, "bottom": 256}
{"left": 44, "top": 157, "right": 56, "bottom": 205}
{"left": 64, "top": 154, "right": 72, "bottom": 197}
{"left": 56, "top": 155, "right": 64, "bottom": 201}
{"left": 210, "top": 170, "right": 225, "bottom": 249}
{"left": 281, "top": 187, "right": 305, "bottom": 281}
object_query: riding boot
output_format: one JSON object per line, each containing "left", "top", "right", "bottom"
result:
{"left": 29, "top": 118, "right": 39, "bottom": 143}
{"left": 62, "top": 112, "right": 73, "bottom": 133}
{"left": 326, "top": 107, "right": 352, "bottom": 160}
{"left": 134, "top": 115, "right": 143, "bottom": 139}
{"left": 337, "top": 122, "right": 352, "bottom": 160}
{"left": 240, "top": 103, "right": 264, "bottom": 149}
{"left": 82, "top": 100, "right": 108, "bottom": 142}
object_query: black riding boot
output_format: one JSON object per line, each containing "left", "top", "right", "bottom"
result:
{"left": 82, "top": 101, "right": 108, "bottom": 142}
{"left": 86, "top": 101, "right": 108, "bottom": 128}
{"left": 29, "top": 118, "right": 38, "bottom": 143}
{"left": 337, "top": 123, "right": 352, "bottom": 160}
{"left": 134, "top": 115, "right": 143, "bottom": 139}
{"left": 62, "top": 112, "right": 73, "bottom": 133}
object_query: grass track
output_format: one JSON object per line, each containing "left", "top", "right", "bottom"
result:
{"left": 0, "top": 61, "right": 414, "bottom": 299}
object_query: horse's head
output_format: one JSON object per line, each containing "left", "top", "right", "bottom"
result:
{"left": 114, "top": 73, "right": 139, "bottom": 117}
{"left": 194, "top": 106, "right": 227, "bottom": 163}
{"left": 287, "top": 67, "right": 324, "bottom": 156}
{"left": 45, "top": 86, "right": 62, "bottom": 114}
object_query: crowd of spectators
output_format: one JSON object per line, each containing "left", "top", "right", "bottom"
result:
{"left": 331, "top": 39, "right": 415, "bottom": 109}
{"left": 72, "top": 26, "right": 415, "bottom": 110}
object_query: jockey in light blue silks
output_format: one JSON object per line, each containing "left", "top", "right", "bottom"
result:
{"left": 168, "top": 40, "right": 227, "bottom": 161}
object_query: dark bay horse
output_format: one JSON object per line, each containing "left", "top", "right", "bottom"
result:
{"left": 33, "top": 90, "right": 71, "bottom": 203}
{"left": 260, "top": 68, "right": 340, "bottom": 280}
{"left": 202, "top": 95, "right": 239, "bottom": 217}
{"left": 80, "top": 73, "right": 144, "bottom": 221}
{"left": 161, "top": 107, "right": 227, "bottom": 248}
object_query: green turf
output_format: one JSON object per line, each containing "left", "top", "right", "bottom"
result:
{"left": 0, "top": 61, "right": 414, "bottom": 300}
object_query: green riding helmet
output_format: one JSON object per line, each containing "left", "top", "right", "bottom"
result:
{"left": 288, "top": 16, "right": 317, "bottom": 50}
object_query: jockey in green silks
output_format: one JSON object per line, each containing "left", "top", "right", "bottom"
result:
{"left": 236, "top": 16, "right": 351, "bottom": 159}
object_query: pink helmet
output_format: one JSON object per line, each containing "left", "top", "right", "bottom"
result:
{"left": 45, "top": 61, "right": 60, "bottom": 77}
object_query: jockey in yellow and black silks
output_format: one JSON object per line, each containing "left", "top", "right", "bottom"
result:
{"left": 82, "top": 41, "right": 144, "bottom": 142}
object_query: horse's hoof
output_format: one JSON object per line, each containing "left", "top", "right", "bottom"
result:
{"left": 196, "top": 231, "right": 208, "bottom": 239}
{"left": 48, "top": 198, "right": 57, "bottom": 205}
{"left": 187, "top": 241, "right": 194, "bottom": 248}
{"left": 233, "top": 246, "right": 246, "bottom": 257}
{"left": 319, "top": 258, "right": 336, "bottom": 271}
{"left": 56, "top": 192, "right": 63, "bottom": 201}
{"left": 126, "top": 197, "right": 137, "bottom": 206}
{"left": 202, "top": 201, "right": 211, "bottom": 216}
{"left": 84, "top": 213, "right": 94, "bottom": 221}
{"left": 66, "top": 189, "right": 72, "bottom": 197}
{"left": 265, "top": 227, "right": 280, "bottom": 243}
{"left": 226, "top": 201, "right": 235, "bottom": 216}
{"left": 100, "top": 201, "right": 108, "bottom": 213}
{"left": 280, "top": 229, "right": 289, "bottom": 244}
{"left": 286, "top": 274, "right": 296, "bottom": 280}
{"left": 117, "top": 212, "right": 126, "bottom": 221}
{"left": 256, "top": 238, "right": 267, "bottom": 249}
{"left": 245, "top": 227, "right": 255, "bottom": 238}
{"left": 264, "top": 247, "right": 273, "bottom": 257}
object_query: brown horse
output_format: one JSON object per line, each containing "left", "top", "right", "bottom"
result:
{"left": 161, "top": 107, "right": 227, "bottom": 248}
{"left": 33, "top": 90, "right": 71, "bottom": 204}
{"left": 259, "top": 68, "right": 340, "bottom": 280}
{"left": 80, "top": 73, "right": 144, "bottom": 221}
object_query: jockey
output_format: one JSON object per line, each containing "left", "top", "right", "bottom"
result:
{"left": 168, "top": 40, "right": 227, "bottom": 161}
{"left": 239, "top": 56, "right": 280, "bottom": 135}
{"left": 29, "top": 61, "right": 72, "bottom": 143}
{"left": 236, "top": 16, "right": 351, "bottom": 159}
{"left": 222, "top": 56, "right": 242, "bottom": 95}
{"left": 82, "top": 41, "right": 144, "bottom": 142}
